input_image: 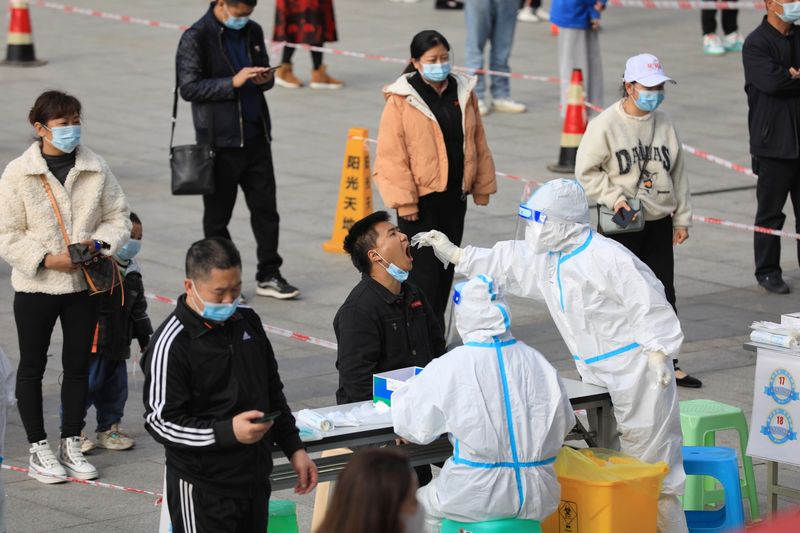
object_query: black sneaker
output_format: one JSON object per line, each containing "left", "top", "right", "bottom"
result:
{"left": 435, "top": 0, "right": 464, "bottom": 9}
{"left": 256, "top": 274, "right": 300, "bottom": 300}
{"left": 758, "top": 274, "right": 790, "bottom": 295}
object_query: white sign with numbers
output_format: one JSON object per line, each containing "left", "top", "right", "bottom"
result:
{"left": 747, "top": 346, "right": 800, "bottom": 466}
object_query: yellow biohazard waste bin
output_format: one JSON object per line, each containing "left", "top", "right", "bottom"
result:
{"left": 542, "top": 448, "right": 668, "bottom": 533}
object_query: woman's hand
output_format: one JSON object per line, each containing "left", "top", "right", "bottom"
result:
{"left": 473, "top": 197, "right": 489, "bottom": 206}
{"left": 613, "top": 198, "right": 639, "bottom": 221}
{"left": 43, "top": 252, "right": 77, "bottom": 273}
{"left": 401, "top": 213, "right": 419, "bottom": 222}
{"left": 673, "top": 228, "right": 689, "bottom": 245}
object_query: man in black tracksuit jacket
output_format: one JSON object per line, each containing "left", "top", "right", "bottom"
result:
{"left": 742, "top": 5, "right": 800, "bottom": 294}
{"left": 143, "top": 238, "right": 316, "bottom": 532}
{"left": 176, "top": 0, "right": 299, "bottom": 299}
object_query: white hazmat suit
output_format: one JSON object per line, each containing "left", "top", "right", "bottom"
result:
{"left": 412, "top": 179, "right": 688, "bottom": 533}
{"left": 392, "top": 276, "right": 575, "bottom": 533}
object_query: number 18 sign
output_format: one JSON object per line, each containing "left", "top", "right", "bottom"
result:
{"left": 748, "top": 347, "right": 800, "bottom": 466}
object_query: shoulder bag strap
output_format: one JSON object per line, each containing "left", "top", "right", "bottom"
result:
{"left": 634, "top": 116, "right": 657, "bottom": 199}
{"left": 39, "top": 174, "right": 71, "bottom": 248}
{"left": 170, "top": 64, "right": 216, "bottom": 149}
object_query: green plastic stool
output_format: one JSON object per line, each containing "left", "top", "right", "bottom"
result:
{"left": 267, "top": 500, "right": 298, "bottom": 533}
{"left": 441, "top": 518, "right": 541, "bottom": 533}
{"left": 679, "top": 399, "right": 760, "bottom": 521}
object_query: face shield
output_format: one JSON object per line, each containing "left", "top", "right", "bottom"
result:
{"left": 452, "top": 276, "right": 512, "bottom": 342}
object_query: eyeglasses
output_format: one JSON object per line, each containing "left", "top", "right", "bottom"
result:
{"left": 518, "top": 205, "right": 548, "bottom": 224}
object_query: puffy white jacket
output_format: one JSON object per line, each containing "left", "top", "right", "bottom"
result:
{"left": 0, "top": 142, "right": 131, "bottom": 295}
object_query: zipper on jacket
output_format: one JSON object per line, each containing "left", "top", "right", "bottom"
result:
{"left": 218, "top": 28, "right": 245, "bottom": 147}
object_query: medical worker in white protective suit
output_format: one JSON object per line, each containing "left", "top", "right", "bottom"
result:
{"left": 392, "top": 276, "right": 575, "bottom": 533}
{"left": 412, "top": 178, "right": 688, "bottom": 533}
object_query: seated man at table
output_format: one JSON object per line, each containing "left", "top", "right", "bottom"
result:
{"left": 334, "top": 211, "right": 446, "bottom": 485}
{"left": 392, "top": 276, "right": 575, "bottom": 532}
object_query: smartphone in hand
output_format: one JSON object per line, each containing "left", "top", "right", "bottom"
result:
{"left": 251, "top": 411, "right": 281, "bottom": 424}
{"left": 611, "top": 207, "right": 638, "bottom": 228}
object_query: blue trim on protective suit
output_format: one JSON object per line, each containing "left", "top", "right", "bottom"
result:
{"left": 476, "top": 274, "right": 497, "bottom": 301}
{"left": 573, "top": 342, "right": 640, "bottom": 364}
{"left": 496, "top": 304, "right": 511, "bottom": 331}
{"left": 556, "top": 231, "right": 593, "bottom": 312}
{"left": 465, "top": 339, "right": 518, "bottom": 349}
{"left": 453, "top": 440, "right": 556, "bottom": 468}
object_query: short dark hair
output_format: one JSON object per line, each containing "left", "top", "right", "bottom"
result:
{"left": 403, "top": 30, "right": 450, "bottom": 74}
{"left": 343, "top": 211, "right": 391, "bottom": 274}
{"left": 185, "top": 237, "right": 241, "bottom": 280}
{"left": 225, "top": 0, "right": 257, "bottom": 6}
{"left": 28, "top": 90, "right": 82, "bottom": 127}
{"left": 129, "top": 212, "right": 141, "bottom": 226}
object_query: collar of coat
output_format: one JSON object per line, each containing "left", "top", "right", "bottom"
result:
{"left": 18, "top": 141, "right": 104, "bottom": 178}
{"left": 382, "top": 72, "right": 477, "bottom": 119}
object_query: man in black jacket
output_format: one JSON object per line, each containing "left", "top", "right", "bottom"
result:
{"left": 333, "top": 211, "right": 446, "bottom": 484}
{"left": 177, "top": 0, "right": 299, "bottom": 300}
{"left": 143, "top": 238, "right": 316, "bottom": 533}
{"left": 742, "top": 2, "right": 800, "bottom": 294}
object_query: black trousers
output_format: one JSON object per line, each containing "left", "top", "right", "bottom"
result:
{"left": 701, "top": 0, "right": 738, "bottom": 36}
{"left": 753, "top": 155, "right": 800, "bottom": 280}
{"left": 166, "top": 467, "right": 269, "bottom": 533}
{"left": 204, "top": 136, "right": 283, "bottom": 282}
{"left": 398, "top": 190, "right": 467, "bottom": 332}
{"left": 605, "top": 215, "right": 677, "bottom": 310}
{"left": 14, "top": 291, "right": 100, "bottom": 442}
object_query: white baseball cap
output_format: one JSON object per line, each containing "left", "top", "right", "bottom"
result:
{"left": 623, "top": 53, "right": 676, "bottom": 87}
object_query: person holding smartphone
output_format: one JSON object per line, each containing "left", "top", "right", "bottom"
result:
{"left": 575, "top": 54, "right": 700, "bottom": 388}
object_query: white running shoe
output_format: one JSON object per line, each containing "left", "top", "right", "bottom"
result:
{"left": 96, "top": 424, "right": 135, "bottom": 451}
{"left": 703, "top": 33, "right": 725, "bottom": 56}
{"left": 535, "top": 7, "right": 550, "bottom": 20}
{"left": 59, "top": 436, "right": 98, "bottom": 480}
{"left": 517, "top": 6, "right": 541, "bottom": 22}
{"left": 28, "top": 440, "right": 67, "bottom": 484}
{"left": 723, "top": 31, "right": 744, "bottom": 52}
{"left": 477, "top": 99, "right": 490, "bottom": 116}
{"left": 493, "top": 98, "right": 527, "bottom": 113}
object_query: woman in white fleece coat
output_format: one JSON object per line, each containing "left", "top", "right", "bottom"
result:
{"left": 575, "top": 54, "right": 700, "bottom": 389}
{"left": 0, "top": 91, "right": 130, "bottom": 483}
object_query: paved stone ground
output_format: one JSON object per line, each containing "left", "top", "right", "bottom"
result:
{"left": 0, "top": 0, "right": 799, "bottom": 531}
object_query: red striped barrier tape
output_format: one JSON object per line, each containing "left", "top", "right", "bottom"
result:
{"left": 144, "top": 293, "right": 339, "bottom": 351}
{"left": 2, "top": 463, "right": 162, "bottom": 501}
{"left": 607, "top": 0, "right": 764, "bottom": 9}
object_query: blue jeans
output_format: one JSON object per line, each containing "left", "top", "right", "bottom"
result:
{"left": 60, "top": 355, "right": 128, "bottom": 433}
{"left": 465, "top": 0, "right": 520, "bottom": 100}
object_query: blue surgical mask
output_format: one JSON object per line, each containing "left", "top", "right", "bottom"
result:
{"left": 224, "top": 6, "right": 250, "bottom": 30}
{"left": 779, "top": 1, "right": 800, "bottom": 22}
{"left": 375, "top": 252, "right": 409, "bottom": 283}
{"left": 190, "top": 281, "right": 240, "bottom": 322}
{"left": 44, "top": 125, "right": 81, "bottom": 153}
{"left": 634, "top": 89, "right": 665, "bottom": 112}
{"left": 421, "top": 62, "right": 451, "bottom": 83}
{"left": 116, "top": 239, "right": 141, "bottom": 262}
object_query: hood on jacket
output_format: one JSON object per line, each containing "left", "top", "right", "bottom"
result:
{"left": 10, "top": 142, "right": 105, "bottom": 181}
{"left": 383, "top": 72, "right": 478, "bottom": 115}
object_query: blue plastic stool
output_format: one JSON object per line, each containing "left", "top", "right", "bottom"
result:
{"left": 683, "top": 446, "right": 745, "bottom": 532}
{"left": 440, "top": 518, "right": 541, "bottom": 533}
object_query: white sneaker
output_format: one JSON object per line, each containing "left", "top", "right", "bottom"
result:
{"left": 723, "top": 31, "right": 744, "bottom": 52}
{"left": 59, "top": 436, "right": 98, "bottom": 480}
{"left": 477, "top": 99, "right": 490, "bottom": 116}
{"left": 534, "top": 7, "right": 550, "bottom": 20}
{"left": 703, "top": 33, "right": 725, "bottom": 56}
{"left": 493, "top": 97, "right": 527, "bottom": 113}
{"left": 96, "top": 424, "right": 135, "bottom": 451}
{"left": 80, "top": 432, "right": 96, "bottom": 454}
{"left": 517, "top": 6, "right": 541, "bottom": 22}
{"left": 28, "top": 440, "right": 67, "bottom": 484}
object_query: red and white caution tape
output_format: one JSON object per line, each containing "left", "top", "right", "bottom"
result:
{"left": 32, "top": 0, "right": 189, "bottom": 30}
{"left": 607, "top": 0, "right": 764, "bottom": 9}
{"left": 145, "top": 293, "right": 339, "bottom": 351}
{"left": 681, "top": 144, "right": 756, "bottom": 178}
{"left": 691, "top": 215, "right": 800, "bottom": 239}
{"left": 1, "top": 463, "right": 162, "bottom": 501}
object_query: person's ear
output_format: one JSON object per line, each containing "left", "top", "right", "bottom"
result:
{"left": 33, "top": 122, "right": 47, "bottom": 139}
{"left": 411, "top": 59, "right": 421, "bottom": 72}
{"left": 183, "top": 278, "right": 193, "bottom": 296}
{"left": 625, "top": 82, "right": 636, "bottom": 98}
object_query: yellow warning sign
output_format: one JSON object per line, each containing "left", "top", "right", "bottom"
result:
{"left": 322, "top": 127, "right": 373, "bottom": 254}
{"left": 559, "top": 501, "right": 578, "bottom": 533}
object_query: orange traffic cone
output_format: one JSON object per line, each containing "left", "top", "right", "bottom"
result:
{"left": 2, "top": 1, "right": 46, "bottom": 66}
{"left": 547, "top": 69, "right": 586, "bottom": 174}
{"left": 323, "top": 128, "right": 374, "bottom": 253}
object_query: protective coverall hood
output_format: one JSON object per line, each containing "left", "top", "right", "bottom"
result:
{"left": 521, "top": 179, "right": 590, "bottom": 254}
{"left": 453, "top": 276, "right": 511, "bottom": 343}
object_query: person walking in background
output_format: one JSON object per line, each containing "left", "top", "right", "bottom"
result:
{"left": 576, "top": 53, "right": 702, "bottom": 388}
{"left": 315, "top": 448, "right": 424, "bottom": 533}
{"left": 551, "top": 0, "right": 605, "bottom": 117}
{"left": 177, "top": 0, "right": 300, "bottom": 300}
{"left": 518, "top": 0, "right": 549, "bottom": 22}
{"left": 742, "top": 0, "right": 800, "bottom": 294}
{"left": 702, "top": 0, "right": 744, "bottom": 55}
{"left": 0, "top": 90, "right": 131, "bottom": 483}
{"left": 465, "top": 0, "right": 527, "bottom": 115}
{"left": 274, "top": 0, "right": 343, "bottom": 89}
{"left": 374, "top": 30, "right": 497, "bottom": 331}
{"left": 73, "top": 212, "right": 152, "bottom": 453}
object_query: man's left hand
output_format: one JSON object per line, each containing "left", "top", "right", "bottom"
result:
{"left": 673, "top": 227, "right": 689, "bottom": 245}
{"left": 253, "top": 69, "right": 274, "bottom": 85}
{"left": 290, "top": 449, "right": 318, "bottom": 495}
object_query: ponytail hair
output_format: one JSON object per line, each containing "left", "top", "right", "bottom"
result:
{"left": 402, "top": 29, "right": 450, "bottom": 74}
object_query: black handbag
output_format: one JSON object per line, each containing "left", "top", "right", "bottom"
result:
{"left": 169, "top": 74, "right": 215, "bottom": 195}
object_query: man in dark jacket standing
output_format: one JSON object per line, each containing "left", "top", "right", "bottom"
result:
{"left": 333, "top": 211, "right": 446, "bottom": 485}
{"left": 742, "top": 1, "right": 800, "bottom": 294}
{"left": 143, "top": 238, "right": 317, "bottom": 532}
{"left": 177, "top": 0, "right": 299, "bottom": 300}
